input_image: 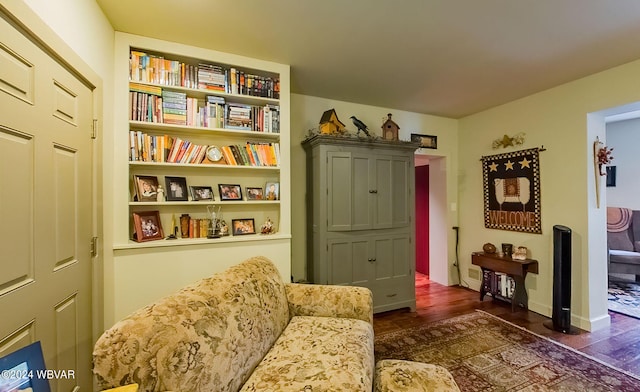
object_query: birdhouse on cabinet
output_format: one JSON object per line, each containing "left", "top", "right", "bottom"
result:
{"left": 382, "top": 113, "right": 399, "bottom": 141}
{"left": 319, "top": 109, "right": 346, "bottom": 135}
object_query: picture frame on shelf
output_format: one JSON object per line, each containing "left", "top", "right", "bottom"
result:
{"left": 218, "top": 184, "right": 243, "bottom": 201}
{"left": 411, "top": 133, "right": 438, "bottom": 149}
{"left": 133, "top": 211, "right": 164, "bottom": 242}
{"left": 190, "top": 185, "right": 214, "bottom": 201}
{"left": 165, "top": 176, "right": 188, "bottom": 201}
{"left": 246, "top": 187, "right": 264, "bottom": 200}
{"left": 134, "top": 175, "right": 160, "bottom": 202}
{"left": 232, "top": 218, "right": 256, "bottom": 235}
{"left": 265, "top": 182, "right": 279, "bottom": 200}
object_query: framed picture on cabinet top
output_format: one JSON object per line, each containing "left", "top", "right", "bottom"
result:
{"left": 265, "top": 182, "right": 279, "bottom": 200}
{"left": 246, "top": 187, "right": 264, "bottom": 200}
{"left": 190, "top": 185, "right": 214, "bottom": 201}
{"left": 218, "top": 184, "right": 243, "bottom": 201}
{"left": 165, "top": 176, "right": 188, "bottom": 201}
{"left": 411, "top": 133, "right": 437, "bottom": 149}
{"left": 232, "top": 218, "right": 255, "bottom": 235}
{"left": 133, "top": 210, "right": 164, "bottom": 242}
{"left": 134, "top": 175, "right": 160, "bottom": 202}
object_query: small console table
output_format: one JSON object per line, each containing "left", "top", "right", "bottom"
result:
{"left": 471, "top": 252, "right": 539, "bottom": 311}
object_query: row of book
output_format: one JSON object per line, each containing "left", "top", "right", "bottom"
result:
{"left": 130, "top": 50, "right": 280, "bottom": 99}
{"left": 484, "top": 271, "right": 515, "bottom": 299}
{"left": 128, "top": 130, "right": 280, "bottom": 167}
{"left": 129, "top": 83, "right": 280, "bottom": 132}
{"left": 218, "top": 142, "right": 281, "bottom": 167}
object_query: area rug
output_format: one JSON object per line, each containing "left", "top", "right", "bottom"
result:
{"left": 608, "top": 279, "right": 640, "bottom": 319}
{"left": 375, "top": 311, "right": 640, "bottom": 391}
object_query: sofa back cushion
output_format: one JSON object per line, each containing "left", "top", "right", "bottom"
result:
{"left": 93, "top": 256, "right": 289, "bottom": 392}
{"left": 633, "top": 211, "right": 640, "bottom": 252}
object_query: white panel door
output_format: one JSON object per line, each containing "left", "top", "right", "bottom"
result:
{"left": 0, "top": 12, "right": 94, "bottom": 392}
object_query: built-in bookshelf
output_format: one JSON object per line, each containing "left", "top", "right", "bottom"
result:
{"left": 109, "top": 33, "right": 291, "bottom": 323}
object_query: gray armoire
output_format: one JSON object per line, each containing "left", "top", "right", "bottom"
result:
{"left": 302, "top": 134, "right": 419, "bottom": 313}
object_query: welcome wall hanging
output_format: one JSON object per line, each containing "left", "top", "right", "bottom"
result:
{"left": 481, "top": 147, "right": 543, "bottom": 234}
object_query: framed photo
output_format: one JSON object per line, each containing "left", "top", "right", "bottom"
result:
{"left": 165, "top": 176, "right": 188, "bottom": 201}
{"left": 133, "top": 210, "right": 164, "bottom": 242}
{"left": 232, "top": 218, "right": 255, "bottom": 235}
{"left": 190, "top": 185, "right": 214, "bottom": 201}
{"left": 606, "top": 166, "right": 616, "bottom": 187}
{"left": 0, "top": 341, "right": 51, "bottom": 392}
{"left": 265, "top": 182, "right": 280, "bottom": 200}
{"left": 411, "top": 133, "right": 438, "bottom": 149}
{"left": 246, "top": 187, "right": 264, "bottom": 200}
{"left": 134, "top": 175, "right": 160, "bottom": 202}
{"left": 218, "top": 184, "right": 243, "bottom": 201}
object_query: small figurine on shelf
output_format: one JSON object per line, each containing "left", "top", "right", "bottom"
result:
{"left": 219, "top": 220, "right": 229, "bottom": 236}
{"left": 512, "top": 246, "right": 528, "bottom": 260}
{"left": 156, "top": 185, "right": 165, "bottom": 202}
{"left": 261, "top": 217, "right": 276, "bottom": 234}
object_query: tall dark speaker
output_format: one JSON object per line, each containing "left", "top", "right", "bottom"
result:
{"left": 544, "top": 225, "right": 578, "bottom": 334}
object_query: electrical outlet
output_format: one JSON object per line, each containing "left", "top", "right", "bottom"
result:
{"left": 468, "top": 268, "right": 480, "bottom": 280}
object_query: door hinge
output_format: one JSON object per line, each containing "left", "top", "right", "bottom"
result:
{"left": 90, "top": 236, "right": 98, "bottom": 257}
{"left": 91, "top": 119, "right": 98, "bottom": 139}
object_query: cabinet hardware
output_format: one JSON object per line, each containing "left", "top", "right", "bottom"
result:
{"left": 386, "top": 293, "right": 397, "bottom": 298}
{"left": 369, "top": 190, "right": 378, "bottom": 194}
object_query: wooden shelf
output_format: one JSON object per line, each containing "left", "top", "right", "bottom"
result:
{"left": 471, "top": 252, "right": 539, "bottom": 311}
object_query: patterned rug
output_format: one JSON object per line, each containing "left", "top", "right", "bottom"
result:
{"left": 375, "top": 311, "right": 640, "bottom": 391}
{"left": 608, "top": 279, "right": 640, "bottom": 319}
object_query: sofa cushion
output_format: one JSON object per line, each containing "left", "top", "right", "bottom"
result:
{"left": 608, "top": 230, "right": 634, "bottom": 252}
{"left": 93, "top": 256, "right": 290, "bottom": 392}
{"left": 609, "top": 249, "right": 640, "bottom": 266}
{"left": 240, "top": 316, "right": 374, "bottom": 391}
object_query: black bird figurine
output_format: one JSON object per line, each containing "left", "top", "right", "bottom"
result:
{"left": 350, "top": 116, "right": 371, "bottom": 137}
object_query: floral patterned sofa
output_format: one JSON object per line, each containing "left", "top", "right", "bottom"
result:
{"left": 93, "top": 256, "right": 459, "bottom": 392}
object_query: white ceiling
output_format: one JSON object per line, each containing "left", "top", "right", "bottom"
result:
{"left": 96, "top": 0, "right": 640, "bottom": 119}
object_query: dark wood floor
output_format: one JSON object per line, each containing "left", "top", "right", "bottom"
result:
{"left": 373, "top": 274, "right": 640, "bottom": 377}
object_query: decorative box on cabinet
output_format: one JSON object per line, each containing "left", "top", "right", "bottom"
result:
{"left": 302, "top": 134, "right": 419, "bottom": 313}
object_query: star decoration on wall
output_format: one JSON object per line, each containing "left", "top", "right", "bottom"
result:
{"left": 519, "top": 157, "right": 531, "bottom": 168}
{"left": 489, "top": 162, "right": 498, "bottom": 172}
{"left": 504, "top": 160, "right": 515, "bottom": 170}
{"left": 492, "top": 132, "right": 526, "bottom": 149}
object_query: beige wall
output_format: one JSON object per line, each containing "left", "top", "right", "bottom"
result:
{"left": 458, "top": 59, "right": 640, "bottom": 331}
{"left": 290, "top": 94, "right": 459, "bottom": 283}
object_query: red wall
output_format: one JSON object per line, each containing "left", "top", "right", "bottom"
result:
{"left": 415, "top": 165, "right": 429, "bottom": 275}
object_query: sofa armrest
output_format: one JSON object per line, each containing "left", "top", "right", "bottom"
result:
{"left": 285, "top": 283, "right": 373, "bottom": 324}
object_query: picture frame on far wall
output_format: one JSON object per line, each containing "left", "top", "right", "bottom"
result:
{"left": 265, "top": 182, "right": 279, "bottom": 200}
{"left": 411, "top": 133, "right": 437, "bottom": 149}
{"left": 606, "top": 166, "right": 616, "bottom": 187}
{"left": 246, "top": 187, "right": 264, "bottom": 200}
{"left": 232, "top": 218, "right": 256, "bottom": 235}
{"left": 165, "top": 176, "right": 188, "bottom": 201}
{"left": 134, "top": 175, "right": 160, "bottom": 202}
{"left": 190, "top": 185, "right": 214, "bottom": 201}
{"left": 133, "top": 210, "right": 164, "bottom": 242}
{"left": 218, "top": 184, "right": 243, "bottom": 201}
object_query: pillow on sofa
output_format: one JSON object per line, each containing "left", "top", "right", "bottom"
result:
{"left": 608, "top": 230, "right": 634, "bottom": 252}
